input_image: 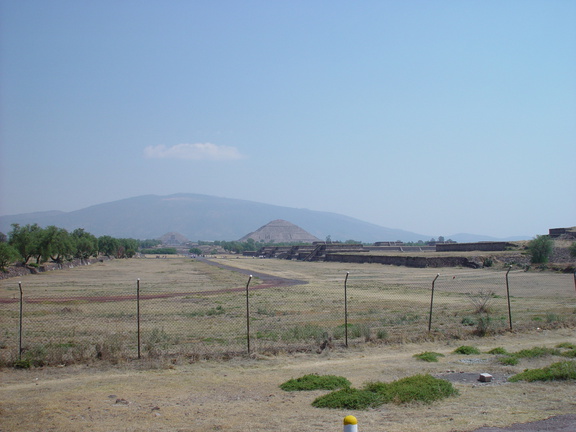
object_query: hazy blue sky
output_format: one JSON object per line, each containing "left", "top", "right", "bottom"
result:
{"left": 1, "top": 1, "right": 574, "bottom": 239}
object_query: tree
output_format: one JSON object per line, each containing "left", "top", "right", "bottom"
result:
{"left": 0, "top": 232, "right": 7, "bottom": 243}
{"left": 37, "top": 226, "right": 74, "bottom": 265}
{"left": 98, "top": 235, "right": 119, "bottom": 257}
{"left": 9, "top": 223, "right": 43, "bottom": 265}
{"left": 189, "top": 247, "right": 202, "bottom": 255}
{"left": 0, "top": 242, "right": 20, "bottom": 272}
{"left": 527, "top": 235, "right": 553, "bottom": 264}
{"left": 72, "top": 229, "right": 98, "bottom": 262}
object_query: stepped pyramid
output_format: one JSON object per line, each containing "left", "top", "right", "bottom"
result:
{"left": 239, "top": 219, "right": 321, "bottom": 243}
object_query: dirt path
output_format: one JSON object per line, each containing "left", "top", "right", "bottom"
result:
{"left": 1, "top": 328, "right": 575, "bottom": 432}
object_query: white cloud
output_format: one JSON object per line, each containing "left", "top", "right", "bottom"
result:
{"left": 143, "top": 143, "right": 245, "bottom": 161}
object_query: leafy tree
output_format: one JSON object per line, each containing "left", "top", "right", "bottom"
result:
{"left": 0, "top": 232, "right": 7, "bottom": 243}
{"left": 0, "top": 242, "right": 20, "bottom": 272}
{"left": 139, "top": 239, "right": 162, "bottom": 249}
{"left": 189, "top": 247, "right": 202, "bottom": 255}
{"left": 72, "top": 228, "right": 98, "bottom": 262}
{"left": 8, "top": 223, "right": 43, "bottom": 265}
{"left": 41, "top": 226, "right": 74, "bottom": 265}
{"left": 98, "top": 235, "right": 119, "bottom": 257}
{"left": 527, "top": 235, "right": 553, "bottom": 264}
{"left": 118, "top": 238, "right": 139, "bottom": 258}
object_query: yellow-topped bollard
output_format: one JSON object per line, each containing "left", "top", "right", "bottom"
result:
{"left": 343, "top": 415, "right": 358, "bottom": 432}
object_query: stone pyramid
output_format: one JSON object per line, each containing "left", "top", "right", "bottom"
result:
{"left": 239, "top": 219, "right": 321, "bottom": 243}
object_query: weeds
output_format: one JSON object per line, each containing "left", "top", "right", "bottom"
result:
{"left": 413, "top": 352, "right": 445, "bottom": 362}
{"left": 280, "top": 374, "right": 351, "bottom": 391}
{"left": 453, "top": 345, "right": 480, "bottom": 355}
{"left": 509, "top": 361, "right": 576, "bottom": 382}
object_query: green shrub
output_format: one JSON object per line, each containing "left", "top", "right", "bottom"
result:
{"left": 280, "top": 374, "right": 351, "bottom": 391}
{"left": 453, "top": 345, "right": 480, "bottom": 355}
{"left": 333, "top": 324, "right": 361, "bottom": 340}
{"left": 413, "top": 352, "right": 445, "bottom": 362}
{"left": 312, "top": 388, "right": 382, "bottom": 410}
{"left": 556, "top": 342, "right": 576, "bottom": 349}
{"left": 509, "top": 361, "right": 576, "bottom": 382}
{"left": 500, "top": 355, "right": 519, "bottom": 365}
{"left": 514, "top": 347, "right": 561, "bottom": 359}
{"left": 363, "top": 374, "right": 458, "bottom": 405}
{"left": 487, "top": 347, "right": 508, "bottom": 355}
{"left": 527, "top": 235, "right": 553, "bottom": 264}
{"left": 376, "top": 328, "right": 388, "bottom": 340}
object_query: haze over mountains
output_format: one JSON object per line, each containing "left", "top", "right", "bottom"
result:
{"left": 0, "top": 193, "right": 528, "bottom": 243}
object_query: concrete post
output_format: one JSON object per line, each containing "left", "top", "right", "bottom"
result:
{"left": 343, "top": 415, "right": 358, "bottom": 432}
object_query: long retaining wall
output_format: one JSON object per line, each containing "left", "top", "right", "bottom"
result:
{"left": 324, "top": 253, "right": 484, "bottom": 268}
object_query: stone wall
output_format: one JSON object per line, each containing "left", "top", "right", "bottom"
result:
{"left": 436, "top": 242, "right": 511, "bottom": 252}
{"left": 324, "top": 253, "right": 483, "bottom": 268}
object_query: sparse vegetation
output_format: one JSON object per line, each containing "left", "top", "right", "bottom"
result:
{"left": 413, "top": 351, "right": 445, "bottom": 362}
{"left": 280, "top": 374, "right": 350, "bottom": 391}
{"left": 453, "top": 345, "right": 481, "bottom": 355}
{"left": 509, "top": 361, "right": 576, "bottom": 382}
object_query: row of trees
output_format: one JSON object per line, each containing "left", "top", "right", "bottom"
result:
{"left": 0, "top": 224, "right": 142, "bottom": 271}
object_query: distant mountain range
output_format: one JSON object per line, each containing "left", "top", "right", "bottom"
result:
{"left": 0, "top": 193, "right": 529, "bottom": 243}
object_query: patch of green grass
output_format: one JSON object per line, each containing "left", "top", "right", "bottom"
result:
{"left": 498, "top": 346, "right": 563, "bottom": 365}
{"left": 487, "top": 347, "right": 508, "bottom": 355}
{"left": 514, "top": 347, "right": 561, "bottom": 359}
{"left": 556, "top": 342, "right": 576, "bottom": 349}
{"left": 509, "top": 361, "right": 576, "bottom": 382}
{"left": 280, "top": 374, "right": 351, "bottom": 391}
{"left": 312, "top": 388, "right": 382, "bottom": 410}
{"left": 413, "top": 351, "right": 445, "bottom": 362}
{"left": 332, "top": 324, "right": 361, "bottom": 340}
{"left": 453, "top": 345, "right": 481, "bottom": 355}
{"left": 363, "top": 374, "right": 458, "bottom": 405}
{"left": 500, "top": 356, "right": 519, "bottom": 365}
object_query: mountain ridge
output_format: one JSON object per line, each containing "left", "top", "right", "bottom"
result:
{"left": 0, "top": 193, "right": 529, "bottom": 242}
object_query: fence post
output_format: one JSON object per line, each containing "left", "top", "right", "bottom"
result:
{"left": 573, "top": 270, "right": 576, "bottom": 294}
{"left": 344, "top": 272, "right": 349, "bottom": 347}
{"left": 343, "top": 415, "right": 358, "bottom": 432}
{"left": 245, "top": 275, "right": 253, "bottom": 354}
{"left": 428, "top": 274, "right": 439, "bottom": 332}
{"left": 137, "top": 278, "right": 141, "bottom": 359}
{"left": 505, "top": 266, "right": 512, "bottom": 330}
{"left": 18, "top": 281, "right": 23, "bottom": 360}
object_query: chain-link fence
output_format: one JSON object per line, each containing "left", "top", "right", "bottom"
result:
{"left": 1, "top": 258, "right": 575, "bottom": 366}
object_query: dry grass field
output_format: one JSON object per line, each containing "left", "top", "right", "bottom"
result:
{"left": 0, "top": 257, "right": 575, "bottom": 431}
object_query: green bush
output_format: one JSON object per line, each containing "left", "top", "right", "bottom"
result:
{"left": 363, "top": 374, "right": 458, "bottom": 405}
{"left": 453, "top": 345, "right": 480, "bottom": 355}
{"left": 487, "top": 347, "right": 508, "bottom": 355}
{"left": 509, "top": 361, "right": 576, "bottom": 382}
{"left": 527, "top": 235, "right": 553, "bottom": 264}
{"left": 280, "top": 374, "right": 351, "bottom": 391}
{"left": 312, "top": 388, "right": 382, "bottom": 410}
{"left": 413, "top": 351, "right": 445, "bottom": 362}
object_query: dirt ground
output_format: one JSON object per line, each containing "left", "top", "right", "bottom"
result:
{"left": 1, "top": 328, "right": 575, "bottom": 432}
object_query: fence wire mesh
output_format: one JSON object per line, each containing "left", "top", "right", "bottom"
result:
{"left": 1, "top": 257, "right": 575, "bottom": 366}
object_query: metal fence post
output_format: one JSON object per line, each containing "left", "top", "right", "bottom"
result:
{"left": 137, "top": 278, "right": 141, "bottom": 359}
{"left": 344, "top": 272, "right": 350, "bottom": 347}
{"left": 428, "top": 274, "right": 439, "bottom": 332}
{"left": 245, "top": 275, "right": 253, "bottom": 354}
{"left": 506, "top": 266, "right": 512, "bottom": 330}
{"left": 18, "top": 281, "right": 23, "bottom": 360}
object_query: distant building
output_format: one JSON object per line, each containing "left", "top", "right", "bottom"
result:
{"left": 239, "top": 219, "right": 321, "bottom": 243}
{"left": 159, "top": 232, "right": 189, "bottom": 245}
